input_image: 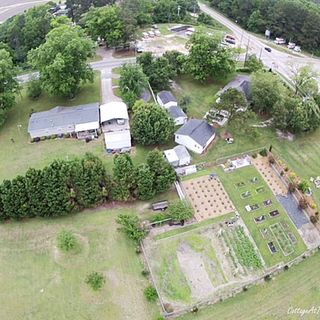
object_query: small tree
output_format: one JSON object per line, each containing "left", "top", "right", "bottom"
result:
{"left": 244, "top": 54, "right": 264, "bottom": 72}
{"left": 57, "top": 230, "right": 78, "bottom": 252}
{"left": 85, "top": 271, "right": 105, "bottom": 291}
{"left": 298, "top": 180, "right": 310, "bottom": 194}
{"left": 27, "top": 78, "right": 42, "bottom": 100}
{"left": 298, "top": 197, "right": 308, "bottom": 210}
{"left": 168, "top": 200, "right": 194, "bottom": 223}
{"left": 116, "top": 214, "right": 147, "bottom": 243}
{"left": 144, "top": 286, "right": 158, "bottom": 302}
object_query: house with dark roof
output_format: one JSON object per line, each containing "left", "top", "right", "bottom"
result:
{"left": 168, "top": 106, "right": 187, "bottom": 125}
{"left": 175, "top": 119, "right": 216, "bottom": 154}
{"left": 157, "top": 90, "right": 178, "bottom": 108}
{"left": 219, "top": 75, "right": 252, "bottom": 104}
{"left": 28, "top": 103, "right": 100, "bottom": 140}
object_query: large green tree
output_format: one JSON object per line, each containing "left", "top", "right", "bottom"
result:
{"left": 28, "top": 24, "right": 95, "bottom": 98}
{"left": 113, "top": 154, "right": 136, "bottom": 201}
{"left": 66, "top": 0, "right": 115, "bottom": 22}
{"left": 251, "top": 71, "right": 286, "bottom": 114}
{"left": 119, "top": 64, "right": 148, "bottom": 108}
{"left": 83, "top": 6, "right": 126, "bottom": 47}
{"left": 135, "top": 164, "right": 155, "bottom": 200}
{"left": 168, "top": 200, "right": 194, "bottom": 222}
{"left": 137, "top": 53, "right": 175, "bottom": 91}
{"left": 146, "top": 149, "right": 176, "bottom": 194}
{"left": 0, "top": 3, "right": 53, "bottom": 64}
{"left": 291, "top": 65, "right": 319, "bottom": 97}
{"left": 186, "top": 31, "right": 235, "bottom": 82}
{"left": 132, "top": 101, "right": 175, "bottom": 145}
{"left": 0, "top": 49, "right": 19, "bottom": 127}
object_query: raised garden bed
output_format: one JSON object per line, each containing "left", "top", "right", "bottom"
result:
{"left": 254, "top": 215, "right": 266, "bottom": 223}
{"left": 269, "top": 210, "right": 280, "bottom": 218}
{"left": 241, "top": 191, "right": 251, "bottom": 199}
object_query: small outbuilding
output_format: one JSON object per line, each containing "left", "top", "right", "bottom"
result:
{"left": 100, "top": 101, "right": 131, "bottom": 153}
{"left": 157, "top": 91, "right": 178, "bottom": 109}
{"left": 27, "top": 103, "right": 100, "bottom": 140}
{"left": 175, "top": 119, "right": 216, "bottom": 154}
{"left": 164, "top": 145, "right": 191, "bottom": 167}
{"left": 168, "top": 106, "right": 187, "bottom": 126}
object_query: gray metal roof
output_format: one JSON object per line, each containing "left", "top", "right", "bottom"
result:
{"left": 175, "top": 119, "right": 216, "bottom": 147}
{"left": 157, "top": 91, "right": 177, "bottom": 104}
{"left": 173, "top": 145, "right": 191, "bottom": 161}
{"left": 221, "top": 75, "right": 252, "bottom": 101}
{"left": 28, "top": 103, "right": 99, "bottom": 132}
{"left": 168, "top": 106, "right": 187, "bottom": 119}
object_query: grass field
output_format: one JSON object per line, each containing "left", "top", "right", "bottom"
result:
{"left": 178, "top": 251, "right": 320, "bottom": 320}
{"left": 216, "top": 165, "right": 307, "bottom": 266}
{"left": 173, "top": 74, "right": 235, "bottom": 118}
{"left": 0, "top": 207, "right": 159, "bottom": 320}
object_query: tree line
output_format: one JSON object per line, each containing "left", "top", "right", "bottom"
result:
{"left": 210, "top": 0, "right": 320, "bottom": 55}
{"left": 0, "top": 151, "right": 176, "bottom": 221}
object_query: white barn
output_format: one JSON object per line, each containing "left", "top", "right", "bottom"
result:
{"left": 27, "top": 103, "right": 100, "bottom": 140}
{"left": 100, "top": 101, "right": 131, "bottom": 153}
{"left": 175, "top": 119, "right": 216, "bottom": 154}
{"left": 157, "top": 91, "right": 178, "bottom": 109}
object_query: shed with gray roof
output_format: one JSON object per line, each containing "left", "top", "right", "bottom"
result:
{"left": 168, "top": 106, "right": 187, "bottom": 125}
{"left": 157, "top": 90, "right": 178, "bottom": 108}
{"left": 28, "top": 103, "right": 100, "bottom": 139}
{"left": 175, "top": 119, "right": 216, "bottom": 154}
{"left": 220, "top": 75, "right": 252, "bottom": 102}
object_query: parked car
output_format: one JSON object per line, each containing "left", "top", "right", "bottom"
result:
{"left": 136, "top": 47, "right": 144, "bottom": 53}
{"left": 264, "top": 47, "right": 272, "bottom": 52}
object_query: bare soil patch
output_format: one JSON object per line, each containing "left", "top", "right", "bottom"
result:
{"left": 182, "top": 175, "right": 235, "bottom": 221}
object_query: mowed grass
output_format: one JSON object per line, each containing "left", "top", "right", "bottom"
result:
{"left": 216, "top": 165, "right": 307, "bottom": 267}
{"left": 0, "top": 208, "right": 159, "bottom": 320}
{"left": 173, "top": 74, "right": 235, "bottom": 118}
{"left": 178, "top": 251, "right": 320, "bottom": 320}
{"left": 0, "top": 73, "right": 155, "bottom": 182}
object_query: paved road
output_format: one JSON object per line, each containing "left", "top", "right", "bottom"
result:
{"left": 0, "top": 0, "right": 49, "bottom": 23}
{"left": 199, "top": 3, "right": 320, "bottom": 86}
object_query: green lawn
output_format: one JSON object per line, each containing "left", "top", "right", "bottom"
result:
{"left": 179, "top": 251, "right": 320, "bottom": 320}
{"left": 216, "top": 165, "right": 306, "bottom": 267}
{"left": 173, "top": 74, "right": 235, "bottom": 118}
{"left": 0, "top": 208, "right": 159, "bottom": 320}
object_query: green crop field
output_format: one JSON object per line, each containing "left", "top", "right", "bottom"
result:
{"left": 0, "top": 208, "right": 159, "bottom": 320}
{"left": 216, "top": 165, "right": 307, "bottom": 266}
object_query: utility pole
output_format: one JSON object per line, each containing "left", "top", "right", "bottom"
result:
{"left": 239, "top": 31, "right": 244, "bottom": 48}
{"left": 259, "top": 47, "right": 262, "bottom": 60}
{"left": 244, "top": 36, "right": 251, "bottom": 63}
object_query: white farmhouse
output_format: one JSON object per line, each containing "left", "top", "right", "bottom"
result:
{"left": 100, "top": 101, "right": 131, "bottom": 153}
{"left": 175, "top": 119, "right": 216, "bottom": 154}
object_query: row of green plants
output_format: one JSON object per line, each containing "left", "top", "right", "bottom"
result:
{"left": 227, "top": 226, "right": 263, "bottom": 269}
{"left": 0, "top": 150, "right": 176, "bottom": 221}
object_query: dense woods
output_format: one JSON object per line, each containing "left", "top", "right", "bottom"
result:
{"left": 0, "top": 152, "right": 176, "bottom": 221}
{"left": 210, "top": 0, "right": 320, "bottom": 54}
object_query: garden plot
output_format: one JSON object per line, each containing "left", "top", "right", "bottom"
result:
{"left": 216, "top": 165, "right": 307, "bottom": 267}
{"left": 144, "top": 218, "right": 263, "bottom": 311}
{"left": 252, "top": 156, "right": 287, "bottom": 196}
{"left": 182, "top": 175, "right": 235, "bottom": 221}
